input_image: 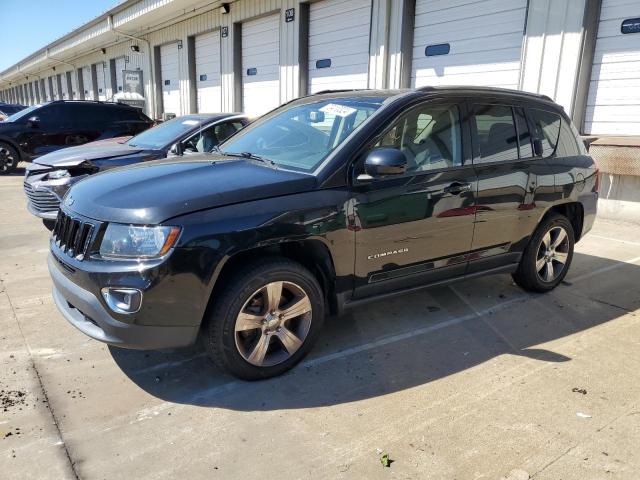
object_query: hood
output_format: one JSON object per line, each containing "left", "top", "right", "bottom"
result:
{"left": 33, "top": 138, "right": 141, "bottom": 167}
{"left": 65, "top": 156, "right": 317, "bottom": 224}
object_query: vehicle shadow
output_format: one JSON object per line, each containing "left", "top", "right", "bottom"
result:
{"left": 110, "top": 251, "right": 639, "bottom": 411}
{"left": 4, "top": 166, "right": 26, "bottom": 176}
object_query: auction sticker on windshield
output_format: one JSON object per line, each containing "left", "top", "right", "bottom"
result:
{"left": 319, "top": 104, "right": 357, "bottom": 117}
{"left": 182, "top": 120, "right": 200, "bottom": 125}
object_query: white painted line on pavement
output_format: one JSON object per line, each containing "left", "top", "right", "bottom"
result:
{"left": 589, "top": 234, "right": 640, "bottom": 247}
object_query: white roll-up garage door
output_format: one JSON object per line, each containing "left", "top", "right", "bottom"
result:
{"left": 411, "top": 0, "right": 527, "bottom": 89}
{"left": 115, "top": 57, "right": 126, "bottom": 93}
{"left": 59, "top": 73, "right": 68, "bottom": 100}
{"left": 195, "top": 31, "right": 222, "bottom": 113}
{"left": 82, "top": 67, "right": 94, "bottom": 100}
{"left": 584, "top": 0, "right": 640, "bottom": 135}
{"left": 308, "top": 0, "right": 372, "bottom": 93}
{"left": 95, "top": 63, "right": 107, "bottom": 101}
{"left": 242, "top": 13, "right": 280, "bottom": 117}
{"left": 161, "top": 43, "right": 181, "bottom": 117}
{"left": 71, "top": 72, "right": 78, "bottom": 99}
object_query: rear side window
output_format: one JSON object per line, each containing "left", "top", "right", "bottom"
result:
{"left": 530, "top": 109, "right": 561, "bottom": 157}
{"left": 473, "top": 105, "right": 519, "bottom": 163}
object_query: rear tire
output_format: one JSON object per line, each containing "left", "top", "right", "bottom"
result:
{"left": 203, "top": 258, "right": 325, "bottom": 380}
{"left": 0, "top": 143, "right": 19, "bottom": 175}
{"left": 512, "top": 213, "right": 575, "bottom": 293}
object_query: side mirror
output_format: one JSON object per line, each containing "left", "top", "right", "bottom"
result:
{"left": 169, "top": 142, "right": 183, "bottom": 156}
{"left": 26, "top": 116, "right": 40, "bottom": 129}
{"left": 357, "top": 148, "right": 407, "bottom": 182}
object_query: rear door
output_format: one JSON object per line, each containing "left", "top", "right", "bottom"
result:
{"left": 352, "top": 99, "right": 477, "bottom": 298}
{"left": 467, "top": 101, "right": 555, "bottom": 273}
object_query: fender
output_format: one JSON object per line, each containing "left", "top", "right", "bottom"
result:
{"left": 171, "top": 188, "right": 354, "bottom": 322}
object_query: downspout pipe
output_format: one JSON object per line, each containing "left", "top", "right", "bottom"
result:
{"left": 109, "top": 15, "right": 157, "bottom": 119}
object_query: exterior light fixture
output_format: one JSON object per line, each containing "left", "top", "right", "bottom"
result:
{"left": 220, "top": 3, "right": 230, "bottom": 14}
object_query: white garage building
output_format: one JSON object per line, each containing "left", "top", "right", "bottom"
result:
{"left": 0, "top": 0, "right": 639, "bottom": 212}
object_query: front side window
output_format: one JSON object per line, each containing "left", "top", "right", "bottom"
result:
{"left": 530, "top": 109, "right": 561, "bottom": 158}
{"left": 182, "top": 121, "right": 243, "bottom": 153}
{"left": 221, "top": 97, "right": 383, "bottom": 172}
{"left": 372, "top": 104, "right": 462, "bottom": 173}
{"left": 474, "top": 105, "right": 519, "bottom": 163}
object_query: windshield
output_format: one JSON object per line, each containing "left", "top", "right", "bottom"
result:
{"left": 5, "top": 104, "right": 41, "bottom": 122}
{"left": 220, "top": 97, "right": 383, "bottom": 172}
{"left": 128, "top": 116, "right": 206, "bottom": 149}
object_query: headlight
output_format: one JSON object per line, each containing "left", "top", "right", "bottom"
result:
{"left": 99, "top": 224, "right": 181, "bottom": 259}
{"left": 48, "top": 169, "right": 71, "bottom": 180}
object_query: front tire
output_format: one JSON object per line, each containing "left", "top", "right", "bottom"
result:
{"left": 204, "top": 258, "right": 325, "bottom": 380}
{"left": 512, "top": 213, "right": 575, "bottom": 293}
{"left": 0, "top": 143, "right": 19, "bottom": 175}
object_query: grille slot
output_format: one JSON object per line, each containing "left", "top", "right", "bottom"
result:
{"left": 53, "top": 211, "right": 95, "bottom": 261}
{"left": 23, "top": 181, "right": 60, "bottom": 213}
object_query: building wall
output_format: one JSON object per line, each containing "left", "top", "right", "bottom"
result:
{"left": 1, "top": 0, "right": 638, "bottom": 142}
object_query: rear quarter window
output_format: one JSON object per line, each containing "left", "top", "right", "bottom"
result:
{"left": 530, "top": 109, "right": 561, "bottom": 157}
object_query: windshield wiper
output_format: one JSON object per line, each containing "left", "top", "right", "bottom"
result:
{"left": 216, "top": 149, "right": 276, "bottom": 167}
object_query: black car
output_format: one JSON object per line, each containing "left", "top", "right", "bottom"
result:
{"left": 0, "top": 100, "right": 153, "bottom": 174}
{"left": 0, "top": 102, "right": 26, "bottom": 121}
{"left": 48, "top": 87, "right": 598, "bottom": 380}
{"left": 24, "top": 113, "right": 248, "bottom": 225}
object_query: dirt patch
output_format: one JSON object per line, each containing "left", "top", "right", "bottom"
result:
{"left": 1, "top": 389, "right": 27, "bottom": 412}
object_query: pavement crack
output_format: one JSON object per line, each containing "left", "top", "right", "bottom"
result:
{"left": 1, "top": 278, "right": 81, "bottom": 480}
{"left": 588, "top": 297, "right": 631, "bottom": 312}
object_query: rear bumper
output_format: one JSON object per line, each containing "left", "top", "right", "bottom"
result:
{"left": 48, "top": 254, "right": 199, "bottom": 350}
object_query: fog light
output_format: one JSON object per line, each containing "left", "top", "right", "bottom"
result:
{"left": 101, "top": 287, "right": 142, "bottom": 314}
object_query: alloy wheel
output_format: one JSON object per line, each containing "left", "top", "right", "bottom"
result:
{"left": 234, "top": 281, "right": 312, "bottom": 367}
{"left": 536, "top": 226, "right": 570, "bottom": 283}
{"left": 0, "top": 147, "right": 14, "bottom": 173}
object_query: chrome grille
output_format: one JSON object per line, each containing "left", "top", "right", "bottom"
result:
{"left": 52, "top": 211, "right": 95, "bottom": 261}
{"left": 23, "top": 181, "right": 60, "bottom": 213}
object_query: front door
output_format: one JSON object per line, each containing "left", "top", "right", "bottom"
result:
{"left": 351, "top": 100, "right": 477, "bottom": 298}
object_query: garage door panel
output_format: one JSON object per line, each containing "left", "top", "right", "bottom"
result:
{"left": 411, "top": 0, "right": 526, "bottom": 89}
{"left": 115, "top": 58, "right": 125, "bottom": 92}
{"left": 242, "top": 13, "right": 280, "bottom": 116}
{"left": 310, "top": 0, "right": 367, "bottom": 18}
{"left": 414, "top": 10, "right": 525, "bottom": 44}
{"left": 584, "top": 0, "right": 640, "bottom": 134}
{"left": 416, "top": 0, "right": 524, "bottom": 22}
{"left": 414, "top": 69, "right": 521, "bottom": 88}
{"left": 161, "top": 43, "right": 181, "bottom": 116}
{"left": 82, "top": 67, "right": 93, "bottom": 99}
{"left": 195, "top": 31, "right": 221, "bottom": 113}
{"left": 308, "top": 0, "right": 371, "bottom": 93}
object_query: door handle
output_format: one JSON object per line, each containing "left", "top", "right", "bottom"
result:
{"left": 444, "top": 182, "right": 472, "bottom": 195}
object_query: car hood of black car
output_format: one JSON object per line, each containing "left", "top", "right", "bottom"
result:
{"left": 65, "top": 156, "right": 317, "bottom": 224}
{"left": 33, "top": 140, "right": 144, "bottom": 167}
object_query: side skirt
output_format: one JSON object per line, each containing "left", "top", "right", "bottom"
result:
{"left": 340, "top": 263, "right": 519, "bottom": 312}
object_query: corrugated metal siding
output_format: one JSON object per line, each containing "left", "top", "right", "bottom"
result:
{"left": 585, "top": 0, "right": 640, "bottom": 135}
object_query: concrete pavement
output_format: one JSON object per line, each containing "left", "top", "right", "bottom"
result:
{"left": 1, "top": 167, "right": 640, "bottom": 479}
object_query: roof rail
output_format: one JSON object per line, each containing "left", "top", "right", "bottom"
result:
{"left": 415, "top": 85, "right": 555, "bottom": 102}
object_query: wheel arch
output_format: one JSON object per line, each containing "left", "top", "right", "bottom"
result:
{"left": 203, "top": 238, "right": 339, "bottom": 326}
{"left": 539, "top": 201, "right": 585, "bottom": 241}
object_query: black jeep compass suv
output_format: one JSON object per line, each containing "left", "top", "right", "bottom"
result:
{"left": 48, "top": 87, "right": 598, "bottom": 380}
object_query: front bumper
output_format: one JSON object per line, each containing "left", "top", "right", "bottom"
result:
{"left": 23, "top": 169, "right": 86, "bottom": 219}
{"left": 48, "top": 254, "right": 199, "bottom": 350}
